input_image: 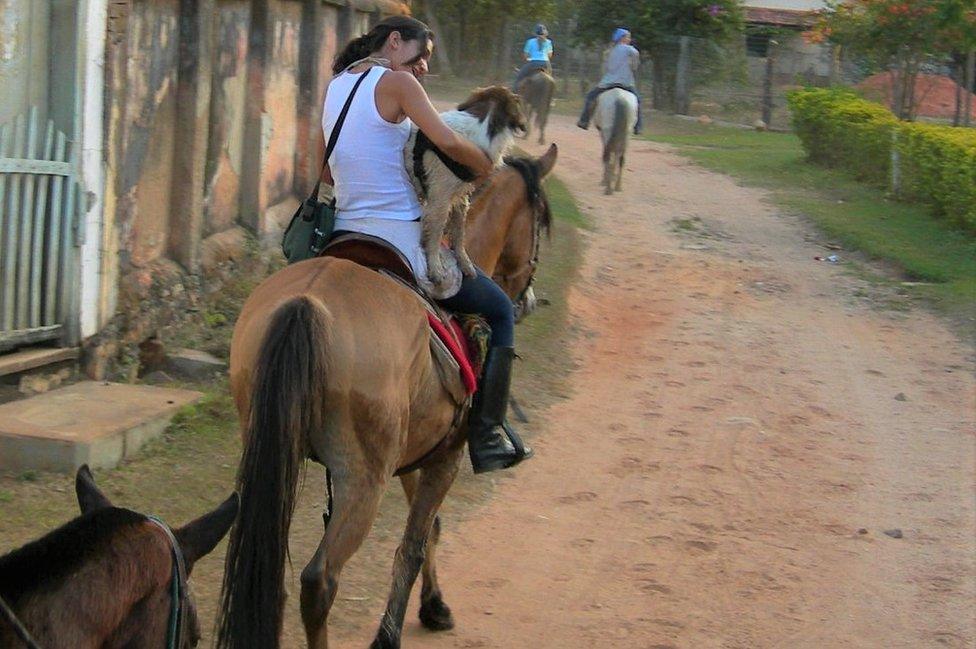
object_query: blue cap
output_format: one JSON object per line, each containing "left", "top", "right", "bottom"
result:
{"left": 612, "top": 27, "right": 630, "bottom": 43}
{"left": 535, "top": 23, "right": 548, "bottom": 36}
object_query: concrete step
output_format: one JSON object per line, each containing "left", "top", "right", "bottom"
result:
{"left": 0, "top": 381, "right": 202, "bottom": 473}
{"left": 0, "top": 347, "right": 79, "bottom": 377}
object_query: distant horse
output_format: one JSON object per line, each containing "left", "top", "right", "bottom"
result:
{"left": 517, "top": 71, "right": 555, "bottom": 144}
{"left": 593, "top": 88, "right": 638, "bottom": 194}
{"left": 0, "top": 465, "right": 237, "bottom": 649}
{"left": 217, "top": 145, "right": 557, "bottom": 649}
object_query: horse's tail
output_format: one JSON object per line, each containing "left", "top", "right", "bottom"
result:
{"left": 216, "top": 295, "right": 331, "bottom": 649}
{"left": 603, "top": 97, "right": 630, "bottom": 164}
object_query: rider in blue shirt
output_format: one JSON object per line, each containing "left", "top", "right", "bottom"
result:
{"left": 513, "top": 24, "right": 553, "bottom": 91}
{"left": 577, "top": 27, "right": 643, "bottom": 134}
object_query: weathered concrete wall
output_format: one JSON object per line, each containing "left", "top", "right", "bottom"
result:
{"left": 263, "top": 1, "right": 302, "bottom": 209}
{"left": 0, "top": 0, "right": 50, "bottom": 126}
{"left": 205, "top": 0, "right": 251, "bottom": 236}
{"left": 85, "top": 0, "right": 410, "bottom": 379}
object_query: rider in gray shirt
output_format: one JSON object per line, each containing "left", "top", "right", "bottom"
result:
{"left": 578, "top": 28, "right": 643, "bottom": 134}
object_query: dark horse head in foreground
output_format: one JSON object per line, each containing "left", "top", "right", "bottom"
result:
{"left": 0, "top": 466, "right": 238, "bottom": 648}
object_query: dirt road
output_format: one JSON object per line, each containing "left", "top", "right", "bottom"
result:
{"left": 332, "top": 113, "right": 975, "bottom": 649}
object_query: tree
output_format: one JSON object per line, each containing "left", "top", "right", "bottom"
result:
{"left": 414, "top": 0, "right": 558, "bottom": 77}
{"left": 810, "top": 0, "right": 974, "bottom": 120}
{"left": 562, "top": 0, "right": 743, "bottom": 111}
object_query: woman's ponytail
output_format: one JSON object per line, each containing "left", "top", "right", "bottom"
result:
{"left": 331, "top": 16, "right": 433, "bottom": 75}
{"left": 332, "top": 34, "right": 374, "bottom": 74}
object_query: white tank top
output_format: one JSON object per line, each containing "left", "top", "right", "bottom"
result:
{"left": 323, "top": 68, "right": 423, "bottom": 221}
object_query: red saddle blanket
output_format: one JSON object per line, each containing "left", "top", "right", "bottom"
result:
{"left": 426, "top": 313, "right": 477, "bottom": 395}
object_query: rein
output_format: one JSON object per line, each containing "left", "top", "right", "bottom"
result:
{"left": 146, "top": 516, "right": 189, "bottom": 649}
{"left": 497, "top": 186, "right": 544, "bottom": 314}
{"left": 0, "top": 594, "right": 41, "bottom": 649}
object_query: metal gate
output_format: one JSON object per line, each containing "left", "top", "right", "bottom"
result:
{"left": 0, "top": 107, "right": 83, "bottom": 353}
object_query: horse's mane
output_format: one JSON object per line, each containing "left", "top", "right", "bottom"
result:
{"left": 502, "top": 155, "right": 552, "bottom": 237}
{"left": 0, "top": 507, "right": 146, "bottom": 605}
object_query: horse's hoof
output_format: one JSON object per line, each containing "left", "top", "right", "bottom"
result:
{"left": 419, "top": 595, "right": 455, "bottom": 631}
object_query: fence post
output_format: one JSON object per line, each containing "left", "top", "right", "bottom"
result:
{"left": 761, "top": 40, "right": 777, "bottom": 126}
{"left": 675, "top": 36, "right": 691, "bottom": 115}
{"left": 965, "top": 48, "right": 974, "bottom": 128}
{"left": 890, "top": 128, "right": 900, "bottom": 197}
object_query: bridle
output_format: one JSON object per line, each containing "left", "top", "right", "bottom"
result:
{"left": 0, "top": 593, "right": 40, "bottom": 649}
{"left": 494, "top": 181, "right": 546, "bottom": 323}
{"left": 146, "top": 515, "right": 190, "bottom": 649}
{"left": 0, "top": 516, "right": 190, "bottom": 649}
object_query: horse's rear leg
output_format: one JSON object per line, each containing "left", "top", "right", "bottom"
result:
{"left": 400, "top": 472, "right": 454, "bottom": 631}
{"left": 301, "top": 472, "right": 385, "bottom": 649}
{"left": 372, "top": 447, "right": 463, "bottom": 649}
{"left": 615, "top": 153, "right": 625, "bottom": 192}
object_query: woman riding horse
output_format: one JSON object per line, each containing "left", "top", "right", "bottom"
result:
{"left": 577, "top": 27, "right": 643, "bottom": 135}
{"left": 323, "top": 16, "right": 532, "bottom": 474}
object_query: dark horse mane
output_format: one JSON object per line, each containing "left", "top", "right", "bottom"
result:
{"left": 0, "top": 507, "right": 145, "bottom": 606}
{"left": 502, "top": 155, "right": 552, "bottom": 237}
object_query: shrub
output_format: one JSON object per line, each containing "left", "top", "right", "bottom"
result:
{"left": 788, "top": 88, "right": 976, "bottom": 232}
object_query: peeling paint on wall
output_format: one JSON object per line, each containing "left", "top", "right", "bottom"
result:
{"left": 115, "top": 0, "right": 179, "bottom": 269}
{"left": 0, "top": 0, "right": 18, "bottom": 62}
{"left": 205, "top": 0, "right": 251, "bottom": 235}
{"left": 262, "top": 2, "right": 302, "bottom": 208}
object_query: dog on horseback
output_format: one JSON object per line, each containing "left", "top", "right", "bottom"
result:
{"left": 405, "top": 86, "right": 527, "bottom": 293}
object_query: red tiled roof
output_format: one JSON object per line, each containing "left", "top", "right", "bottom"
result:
{"left": 745, "top": 7, "right": 817, "bottom": 26}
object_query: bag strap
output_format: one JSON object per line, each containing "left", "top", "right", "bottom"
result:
{"left": 308, "top": 67, "right": 374, "bottom": 202}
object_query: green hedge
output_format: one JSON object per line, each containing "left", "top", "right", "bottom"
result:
{"left": 787, "top": 88, "right": 976, "bottom": 232}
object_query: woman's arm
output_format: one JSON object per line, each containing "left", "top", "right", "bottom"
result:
{"left": 385, "top": 71, "right": 494, "bottom": 177}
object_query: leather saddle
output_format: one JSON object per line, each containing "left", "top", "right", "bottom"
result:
{"left": 321, "top": 232, "right": 416, "bottom": 286}
{"left": 320, "top": 233, "right": 478, "bottom": 405}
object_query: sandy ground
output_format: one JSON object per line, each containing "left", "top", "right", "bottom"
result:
{"left": 332, "top": 113, "right": 975, "bottom": 648}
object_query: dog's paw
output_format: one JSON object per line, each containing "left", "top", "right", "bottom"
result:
{"left": 459, "top": 260, "right": 477, "bottom": 277}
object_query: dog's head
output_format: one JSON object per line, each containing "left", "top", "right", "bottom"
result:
{"left": 458, "top": 86, "right": 528, "bottom": 140}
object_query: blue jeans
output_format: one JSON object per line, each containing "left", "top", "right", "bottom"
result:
{"left": 513, "top": 61, "right": 551, "bottom": 91}
{"left": 437, "top": 268, "right": 515, "bottom": 348}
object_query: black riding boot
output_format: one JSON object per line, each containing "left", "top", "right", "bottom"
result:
{"left": 467, "top": 346, "right": 534, "bottom": 474}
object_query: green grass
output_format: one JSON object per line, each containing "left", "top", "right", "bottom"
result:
{"left": 544, "top": 172, "right": 592, "bottom": 231}
{"left": 644, "top": 116, "right": 976, "bottom": 323}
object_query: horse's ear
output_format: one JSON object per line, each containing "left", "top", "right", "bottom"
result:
{"left": 537, "top": 144, "right": 557, "bottom": 179}
{"left": 174, "top": 493, "right": 240, "bottom": 574}
{"left": 76, "top": 464, "right": 113, "bottom": 514}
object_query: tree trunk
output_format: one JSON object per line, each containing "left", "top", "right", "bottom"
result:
{"left": 965, "top": 49, "right": 975, "bottom": 128}
{"left": 829, "top": 45, "right": 841, "bottom": 86}
{"left": 762, "top": 41, "right": 777, "bottom": 126}
{"left": 497, "top": 16, "right": 513, "bottom": 81}
{"left": 675, "top": 36, "right": 691, "bottom": 115}
{"left": 954, "top": 59, "right": 963, "bottom": 127}
{"left": 423, "top": 0, "right": 453, "bottom": 77}
{"left": 456, "top": 3, "right": 468, "bottom": 76}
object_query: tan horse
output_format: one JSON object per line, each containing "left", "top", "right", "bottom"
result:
{"left": 216, "top": 144, "right": 557, "bottom": 649}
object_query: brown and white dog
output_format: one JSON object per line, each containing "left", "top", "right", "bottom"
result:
{"left": 405, "top": 86, "right": 527, "bottom": 292}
